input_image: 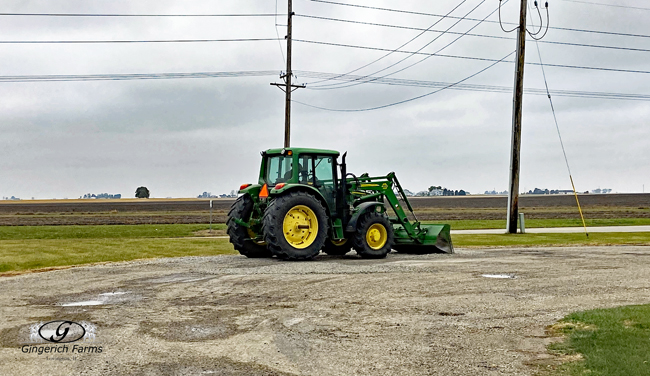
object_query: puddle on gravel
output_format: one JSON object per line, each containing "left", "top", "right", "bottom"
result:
{"left": 59, "top": 291, "right": 132, "bottom": 307}
{"left": 481, "top": 274, "right": 516, "bottom": 279}
{"left": 61, "top": 300, "right": 105, "bottom": 307}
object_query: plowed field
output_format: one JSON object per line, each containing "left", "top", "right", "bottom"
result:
{"left": 0, "top": 194, "right": 648, "bottom": 226}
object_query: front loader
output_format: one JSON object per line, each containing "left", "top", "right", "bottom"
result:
{"left": 227, "top": 147, "right": 453, "bottom": 260}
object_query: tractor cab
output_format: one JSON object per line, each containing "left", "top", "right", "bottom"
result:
{"left": 262, "top": 148, "right": 339, "bottom": 187}
{"left": 261, "top": 148, "right": 340, "bottom": 213}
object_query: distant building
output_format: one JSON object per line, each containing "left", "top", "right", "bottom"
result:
{"left": 429, "top": 189, "right": 443, "bottom": 196}
{"left": 83, "top": 193, "right": 121, "bottom": 199}
{"left": 484, "top": 190, "right": 508, "bottom": 195}
{"left": 591, "top": 188, "right": 612, "bottom": 194}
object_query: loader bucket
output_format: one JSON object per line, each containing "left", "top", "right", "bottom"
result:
{"left": 393, "top": 224, "right": 454, "bottom": 254}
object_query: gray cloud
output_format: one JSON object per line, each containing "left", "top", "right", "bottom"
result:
{"left": 1, "top": 0, "right": 649, "bottom": 198}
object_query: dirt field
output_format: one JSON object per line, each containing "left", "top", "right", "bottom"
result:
{"left": 1, "top": 194, "right": 649, "bottom": 226}
{"left": 1, "top": 246, "right": 649, "bottom": 375}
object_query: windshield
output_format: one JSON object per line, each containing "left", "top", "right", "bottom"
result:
{"left": 264, "top": 154, "right": 336, "bottom": 186}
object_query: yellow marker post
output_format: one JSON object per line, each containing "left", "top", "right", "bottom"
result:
{"left": 569, "top": 176, "right": 589, "bottom": 237}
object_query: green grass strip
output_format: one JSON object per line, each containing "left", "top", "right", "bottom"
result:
{"left": 546, "top": 304, "right": 650, "bottom": 375}
{"left": 0, "top": 238, "right": 237, "bottom": 273}
{"left": 0, "top": 224, "right": 226, "bottom": 240}
{"left": 453, "top": 232, "right": 650, "bottom": 247}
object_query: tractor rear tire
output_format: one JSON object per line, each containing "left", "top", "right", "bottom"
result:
{"left": 353, "top": 212, "right": 394, "bottom": 259}
{"left": 262, "top": 191, "right": 328, "bottom": 260}
{"left": 322, "top": 238, "right": 352, "bottom": 256}
{"left": 227, "top": 195, "right": 272, "bottom": 258}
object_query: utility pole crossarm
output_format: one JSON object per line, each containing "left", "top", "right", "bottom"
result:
{"left": 270, "top": 82, "right": 306, "bottom": 93}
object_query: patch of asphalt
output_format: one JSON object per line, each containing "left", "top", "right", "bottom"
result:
{"left": 0, "top": 246, "right": 649, "bottom": 375}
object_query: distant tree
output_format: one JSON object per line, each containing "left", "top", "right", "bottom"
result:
{"left": 135, "top": 186, "right": 150, "bottom": 199}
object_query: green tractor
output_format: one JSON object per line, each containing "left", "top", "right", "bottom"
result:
{"left": 227, "top": 148, "right": 453, "bottom": 260}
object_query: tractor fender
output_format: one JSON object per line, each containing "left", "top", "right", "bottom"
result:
{"left": 271, "top": 183, "right": 322, "bottom": 199}
{"left": 270, "top": 185, "right": 330, "bottom": 218}
{"left": 238, "top": 184, "right": 261, "bottom": 196}
{"left": 346, "top": 201, "right": 384, "bottom": 232}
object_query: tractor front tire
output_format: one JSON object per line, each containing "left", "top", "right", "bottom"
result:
{"left": 262, "top": 192, "right": 328, "bottom": 260}
{"left": 227, "top": 195, "right": 272, "bottom": 258}
{"left": 322, "top": 238, "right": 352, "bottom": 256}
{"left": 353, "top": 212, "right": 394, "bottom": 259}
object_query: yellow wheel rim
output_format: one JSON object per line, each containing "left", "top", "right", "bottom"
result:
{"left": 282, "top": 205, "right": 319, "bottom": 249}
{"left": 366, "top": 223, "right": 387, "bottom": 250}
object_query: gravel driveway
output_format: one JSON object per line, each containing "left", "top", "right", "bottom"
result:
{"left": 1, "top": 246, "right": 649, "bottom": 375}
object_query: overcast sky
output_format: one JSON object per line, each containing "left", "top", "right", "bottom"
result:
{"left": 1, "top": 0, "right": 648, "bottom": 199}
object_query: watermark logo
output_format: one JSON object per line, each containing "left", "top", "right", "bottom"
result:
{"left": 21, "top": 321, "right": 102, "bottom": 359}
{"left": 38, "top": 321, "right": 86, "bottom": 343}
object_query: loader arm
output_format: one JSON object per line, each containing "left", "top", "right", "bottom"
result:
{"left": 348, "top": 172, "right": 453, "bottom": 253}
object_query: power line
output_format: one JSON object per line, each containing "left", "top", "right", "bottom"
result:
{"left": 296, "top": 14, "right": 650, "bottom": 53}
{"left": 295, "top": 39, "right": 650, "bottom": 75}
{"left": 559, "top": 0, "right": 650, "bottom": 11}
{"left": 0, "top": 38, "right": 281, "bottom": 44}
{"left": 0, "top": 71, "right": 278, "bottom": 82}
{"left": 0, "top": 12, "right": 285, "bottom": 17}
{"left": 293, "top": 51, "right": 515, "bottom": 112}
{"left": 529, "top": 1, "right": 588, "bottom": 237}
{"left": 296, "top": 13, "right": 510, "bottom": 41}
{"left": 294, "top": 70, "right": 650, "bottom": 100}
{"left": 295, "top": 39, "right": 500, "bottom": 63}
{"left": 308, "top": 0, "right": 650, "bottom": 39}
{"left": 303, "top": 0, "right": 470, "bottom": 87}
{"left": 6, "top": 23, "right": 649, "bottom": 54}
{"left": 307, "top": 0, "right": 492, "bottom": 89}
{"left": 274, "top": 0, "right": 286, "bottom": 65}
{"left": 2, "top": 69, "right": 647, "bottom": 102}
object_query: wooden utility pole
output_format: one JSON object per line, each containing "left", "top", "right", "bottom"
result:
{"left": 506, "top": 0, "right": 528, "bottom": 234}
{"left": 271, "top": 0, "right": 304, "bottom": 148}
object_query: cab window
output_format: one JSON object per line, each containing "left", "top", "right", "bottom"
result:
{"left": 314, "top": 156, "right": 333, "bottom": 185}
{"left": 265, "top": 155, "right": 292, "bottom": 185}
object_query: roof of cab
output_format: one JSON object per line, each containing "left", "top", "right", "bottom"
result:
{"left": 264, "top": 147, "right": 340, "bottom": 156}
